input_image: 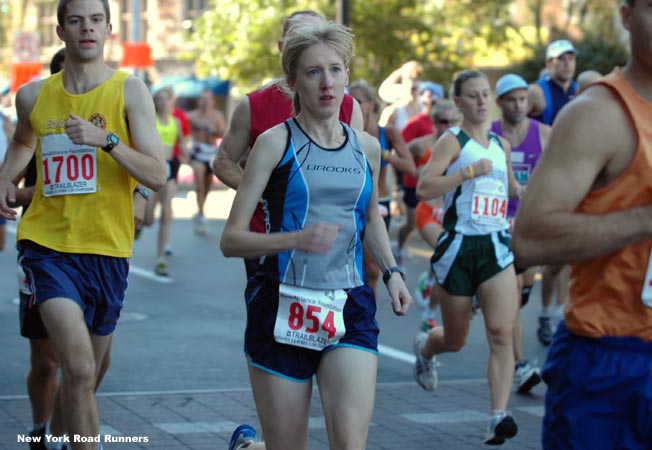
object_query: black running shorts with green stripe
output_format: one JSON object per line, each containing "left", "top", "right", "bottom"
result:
{"left": 430, "top": 230, "right": 514, "bottom": 296}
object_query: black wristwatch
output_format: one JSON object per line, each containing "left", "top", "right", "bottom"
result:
{"left": 134, "top": 186, "right": 150, "bottom": 200}
{"left": 102, "top": 132, "right": 120, "bottom": 153}
{"left": 382, "top": 266, "right": 405, "bottom": 284}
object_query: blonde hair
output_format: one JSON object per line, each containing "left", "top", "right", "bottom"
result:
{"left": 280, "top": 22, "right": 354, "bottom": 115}
{"left": 281, "top": 10, "right": 325, "bottom": 40}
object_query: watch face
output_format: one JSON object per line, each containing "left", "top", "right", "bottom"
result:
{"left": 108, "top": 133, "right": 119, "bottom": 147}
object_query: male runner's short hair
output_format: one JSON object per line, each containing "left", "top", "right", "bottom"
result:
{"left": 57, "top": 0, "right": 111, "bottom": 27}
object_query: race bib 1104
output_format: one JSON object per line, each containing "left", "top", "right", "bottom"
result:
{"left": 274, "top": 283, "right": 347, "bottom": 351}
{"left": 41, "top": 134, "right": 97, "bottom": 197}
{"left": 471, "top": 178, "right": 508, "bottom": 227}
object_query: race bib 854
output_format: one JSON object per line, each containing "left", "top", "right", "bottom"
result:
{"left": 274, "top": 283, "right": 347, "bottom": 351}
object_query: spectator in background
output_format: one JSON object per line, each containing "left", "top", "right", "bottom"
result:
{"left": 394, "top": 82, "right": 445, "bottom": 272}
{"left": 577, "top": 69, "right": 603, "bottom": 94}
{"left": 143, "top": 87, "right": 187, "bottom": 277}
{"left": 349, "top": 78, "right": 416, "bottom": 293}
{"left": 187, "top": 88, "right": 226, "bottom": 235}
{"left": 378, "top": 60, "right": 425, "bottom": 130}
{"left": 528, "top": 39, "right": 578, "bottom": 126}
{"left": 527, "top": 39, "right": 579, "bottom": 346}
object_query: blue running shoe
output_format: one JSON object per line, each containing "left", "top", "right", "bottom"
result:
{"left": 228, "top": 424, "right": 257, "bottom": 450}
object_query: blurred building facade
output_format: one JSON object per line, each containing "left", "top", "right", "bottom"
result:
{"left": 1, "top": 0, "right": 210, "bottom": 84}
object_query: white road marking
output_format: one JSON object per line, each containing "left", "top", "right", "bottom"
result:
{"left": 154, "top": 421, "right": 237, "bottom": 434}
{"left": 128, "top": 265, "right": 173, "bottom": 284}
{"left": 517, "top": 405, "right": 545, "bottom": 417}
{"left": 402, "top": 410, "right": 490, "bottom": 424}
{"left": 378, "top": 343, "right": 416, "bottom": 364}
{"left": 99, "top": 425, "right": 123, "bottom": 436}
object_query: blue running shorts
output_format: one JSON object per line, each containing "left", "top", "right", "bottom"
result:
{"left": 18, "top": 240, "right": 129, "bottom": 336}
{"left": 244, "top": 276, "right": 379, "bottom": 382}
{"left": 542, "top": 321, "right": 652, "bottom": 449}
{"left": 19, "top": 291, "right": 48, "bottom": 339}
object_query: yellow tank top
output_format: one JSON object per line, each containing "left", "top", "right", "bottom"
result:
{"left": 18, "top": 70, "right": 136, "bottom": 257}
{"left": 566, "top": 68, "right": 652, "bottom": 341}
{"left": 156, "top": 115, "right": 178, "bottom": 148}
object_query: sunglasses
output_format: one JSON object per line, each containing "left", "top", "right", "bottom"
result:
{"left": 435, "top": 118, "right": 453, "bottom": 125}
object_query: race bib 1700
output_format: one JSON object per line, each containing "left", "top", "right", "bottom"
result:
{"left": 274, "top": 284, "right": 347, "bottom": 351}
{"left": 41, "top": 134, "right": 97, "bottom": 197}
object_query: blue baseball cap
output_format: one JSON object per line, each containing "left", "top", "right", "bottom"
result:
{"left": 495, "top": 73, "right": 528, "bottom": 98}
{"left": 419, "top": 81, "right": 445, "bottom": 100}
{"left": 546, "top": 39, "right": 576, "bottom": 60}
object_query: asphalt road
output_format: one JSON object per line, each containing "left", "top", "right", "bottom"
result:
{"left": 0, "top": 185, "right": 551, "bottom": 396}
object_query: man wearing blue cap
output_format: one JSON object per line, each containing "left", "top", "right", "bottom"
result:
{"left": 528, "top": 39, "right": 578, "bottom": 126}
{"left": 527, "top": 40, "right": 578, "bottom": 346}
{"left": 491, "top": 73, "right": 551, "bottom": 394}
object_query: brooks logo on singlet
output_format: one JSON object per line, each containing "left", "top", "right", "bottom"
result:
{"left": 305, "top": 164, "right": 362, "bottom": 174}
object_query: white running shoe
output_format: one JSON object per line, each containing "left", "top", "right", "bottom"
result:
{"left": 413, "top": 271, "right": 435, "bottom": 309}
{"left": 514, "top": 360, "right": 542, "bottom": 394}
{"left": 484, "top": 411, "right": 518, "bottom": 445}
{"left": 413, "top": 332, "right": 437, "bottom": 391}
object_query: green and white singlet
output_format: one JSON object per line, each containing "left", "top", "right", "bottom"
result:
{"left": 441, "top": 126, "right": 510, "bottom": 236}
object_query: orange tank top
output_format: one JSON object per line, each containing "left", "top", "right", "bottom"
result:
{"left": 566, "top": 68, "right": 652, "bottom": 341}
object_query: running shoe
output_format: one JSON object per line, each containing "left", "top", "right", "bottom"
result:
{"left": 514, "top": 360, "right": 542, "bottom": 394}
{"left": 165, "top": 245, "right": 173, "bottom": 257}
{"left": 27, "top": 426, "right": 69, "bottom": 450}
{"left": 471, "top": 295, "right": 481, "bottom": 317}
{"left": 155, "top": 259, "right": 169, "bottom": 277}
{"left": 537, "top": 315, "right": 553, "bottom": 346}
{"left": 413, "top": 271, "right": 434, "bottom": 309}
{"left": 420, "top": 318, "right": 438, "bottom": 332}
{"left": 194, "top": 215, "right": 207, "bottom": 236}
{"left": 228, "top": 424, "right": 257, "bottom": 450}
{"left": 484, "top": 411, "right": 518, "bottom": 445}
{"left": 28, "top": 426, "right": 46, "bottom": 450}
{"left": 413, "top": 332, "right": 437, "bottom": 391}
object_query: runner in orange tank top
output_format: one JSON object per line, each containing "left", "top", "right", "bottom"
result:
{"left": 512, "top": 1, "right": 652, "bottom": 447}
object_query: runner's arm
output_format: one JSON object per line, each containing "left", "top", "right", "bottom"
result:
{"left": 527, "top": 84, "right": 545, "bottom": 118}
{"left": 416, "top": 133, "right": 463, "bottom": 200}
{"left": 213, "top": 97, "right": 251, "bottom": 190}
{"left": 0, "top": 82, "right": 41, "bottom": 218}
{"left": 110, "top": 76, "right": 166, "bottom": 190}
{"left": 384, "top": 125, "right": 417, "bottom": 177}
{"left": 513, "top": 89, "right": 652, "bottom": 266}
{"left": 498, "top": 136, "right": 521, "bottom": 199}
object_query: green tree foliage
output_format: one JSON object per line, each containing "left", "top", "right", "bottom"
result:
{"left": 192, "top": 0, "right": 625, "bottom": 95}
{"left": 192, "top": 0, "right": 514, "bottom": 94}
{"left": 191, "top": 0, "right": 335, "bottom": 95}
{"left": 512, "top": 0, "right": 628, "bottom": 82}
